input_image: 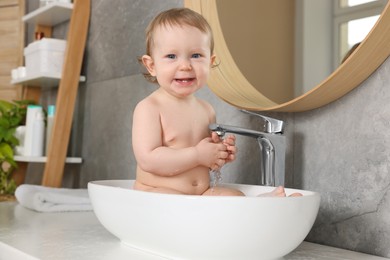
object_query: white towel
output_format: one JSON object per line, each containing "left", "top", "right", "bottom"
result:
{"left": 15, "top": 184, "right": 93, "bottom": 212}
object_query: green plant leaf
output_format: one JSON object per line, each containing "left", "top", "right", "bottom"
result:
{"left": 0, "top": 143, "right": 14, "bottom": 160}
{"left": 4, "top": 127, "right": 17, "bottom": 142}
{"left": 0, "top": 117, "right": 10, "bottom": 129}
{"left": 0, "top": 100, "right": 14, "bottom": 113}
{"left": 6, "top": 135, "right": 19, "bottom": 147}
{"left": 9, "top": 116, "right": 22, "bottom": 128}
{"left": 0, "top": 130, "right": 6, "bottom": 143}
{"left": 0, "top": 99, "right": 32, "bottom": 195}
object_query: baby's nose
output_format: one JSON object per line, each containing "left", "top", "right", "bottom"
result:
{"left": 179, "top": 59, "right": 192, "bottom": 70}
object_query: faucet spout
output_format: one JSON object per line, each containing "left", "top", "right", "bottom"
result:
{"left": 209, "top": 123, "right": 267, "bottom": 138}
{"left": 209, "top": 123, "right": 286, "bottom": 187}
{"left": 241, "top": 110, "right": 284, "bottom": 134}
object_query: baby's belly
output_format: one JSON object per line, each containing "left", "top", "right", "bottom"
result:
{"left": 136, "top": 166, "right": 210, "bottom": 195}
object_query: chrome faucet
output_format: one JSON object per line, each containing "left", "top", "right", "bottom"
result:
{"left": 240, "top": 110, "right": 285, "bottom": 134}
{"left": 209, "top": 114, "right": 286, "bottom": 187}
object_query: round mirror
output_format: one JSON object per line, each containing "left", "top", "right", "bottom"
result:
{"left": 185, "top": 0, "right": 390, "bottom": 112}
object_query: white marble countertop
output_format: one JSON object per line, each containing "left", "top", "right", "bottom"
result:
{"left": 0, "top": 201, "right": 388, "bottom": 260}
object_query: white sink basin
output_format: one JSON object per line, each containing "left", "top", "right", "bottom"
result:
{"left": 88, "top": 180, "right": 320, "bottom": 260}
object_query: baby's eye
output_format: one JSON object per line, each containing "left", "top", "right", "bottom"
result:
{"left": 166, "top": 54, "right": 176, "bottom": 59}
{"left": 192, "top": 53, "right": 201, "bottom": 58}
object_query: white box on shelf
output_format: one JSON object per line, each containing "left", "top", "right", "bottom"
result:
{"left": 24, "top": 38, "right": 66, "bottom": 77}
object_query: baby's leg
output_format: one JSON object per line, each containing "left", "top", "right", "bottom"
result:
{"left": 143, "top": 187, "right": 186, "bottom": 194}
{"left": 258, "top": 186, "right": 302, "bottom": 197}
{"left": 133, "top": 181, "right": 185, "bottom": 195}
{"left": 202, "top": 186, "right": 245, "bottom": 196}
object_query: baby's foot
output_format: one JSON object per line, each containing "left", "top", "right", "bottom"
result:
{"left": 289, "top": 192, "right": 303, "bottom": 197}
{"left": 258, "top": 186, "right": 286, "bottom": 197}
{"left": 258, "top": 186, "right": 303, "bottom": 197}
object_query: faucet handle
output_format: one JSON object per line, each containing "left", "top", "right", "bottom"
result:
{"left": 241, "top": 110, "right": 284, "bottom": 134}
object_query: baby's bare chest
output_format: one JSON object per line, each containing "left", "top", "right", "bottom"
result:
{"left": 160, "top": 108, "right": 210, "bottom": 147}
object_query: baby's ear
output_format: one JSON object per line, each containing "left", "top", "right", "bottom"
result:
{"left": 210, "top": 54, "right": 218, "bottom": 68}
{"left": 142, "top": 55, "right": 156, "bottom": 76}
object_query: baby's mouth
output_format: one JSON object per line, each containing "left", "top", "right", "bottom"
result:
{"left": 175, "top": 78, "right": 195, "bottom": 83}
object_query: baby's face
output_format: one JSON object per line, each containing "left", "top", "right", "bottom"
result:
{"left": 143, "top": 24, "right": 215, "bottom": 99}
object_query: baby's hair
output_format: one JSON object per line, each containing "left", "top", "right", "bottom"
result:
{"left": 139, "top": 8, "right": 215, "bottom": 84}
{"left": 341, "top": 42, "right": 361, "bottom": 64}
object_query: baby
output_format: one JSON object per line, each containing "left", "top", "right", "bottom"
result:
{"left": 132, "top": 8, "right": 297, "bottom": 197}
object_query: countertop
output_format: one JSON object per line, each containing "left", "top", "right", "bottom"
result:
{"left": 0, "top": 201, "right": 388, "bottom": 260}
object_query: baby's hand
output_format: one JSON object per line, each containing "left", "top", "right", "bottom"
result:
{"left": 210, "top": 132, "right": 237, "bottom": 164}
{"left": 195, "top": 134, "right": 228, "bottom": 170}
{"left": 222, "top": 134, "right": 237, "bottom": 163}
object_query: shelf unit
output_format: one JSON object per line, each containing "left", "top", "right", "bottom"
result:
{"left": 11, "top": 0, "right": 90, "bottom": 187}
{"left": 11, "top": 72, "right": 86, "bottom": 87}
{"left": 15, "top": 156, "right": 82, "bottom": 164}
{"left": 22, "top": 3, "right": 73, "bottom": 26}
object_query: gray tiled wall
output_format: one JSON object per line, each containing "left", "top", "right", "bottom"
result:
{"left": 294, "top": 57, "right": 390, "bottom": 257}
{"left": 24, "top": 0, "right": 390, "bottom": 258}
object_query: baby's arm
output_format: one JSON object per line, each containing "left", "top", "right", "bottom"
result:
{"left": 132, "top": 100, "right": 228, "bottom": 176}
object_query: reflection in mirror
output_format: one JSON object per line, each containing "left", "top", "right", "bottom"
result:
{"left": 334, "top": 0, "right": 387, "bottom": 65}
{"left": 338, "top": 15, "right": 378, "bottom": 64}
{"left": 215, "top": 0, "right": 386, "bottom": 102}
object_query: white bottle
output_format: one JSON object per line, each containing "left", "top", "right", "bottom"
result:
{"left": 24, "top": 105, "right": 43, "bottom": 156}
{"left": 45, "top": 105, "right": 55, "bottom": 155}
{"left": 31, "top": 110, "right": 45, "bottom": 157}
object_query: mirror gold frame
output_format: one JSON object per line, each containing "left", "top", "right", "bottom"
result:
{"left": 184, "top": 0, "right": 390, "bottom": 112}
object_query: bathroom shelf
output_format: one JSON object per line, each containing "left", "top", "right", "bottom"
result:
{"left": 11, "top": 72, "right": 86, "bottom": 87}
{"left": 22, "top": 3, "right": 73, "bottom": 26}
{"left": 15, "top": 155, "right": 82, "bottom": 164}
{"left": 14, "top": 0, "right": 90, "bottom": 187}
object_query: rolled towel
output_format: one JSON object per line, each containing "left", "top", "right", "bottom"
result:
{"left": 15, "top": 184, "right": 92, "bottom": 212}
